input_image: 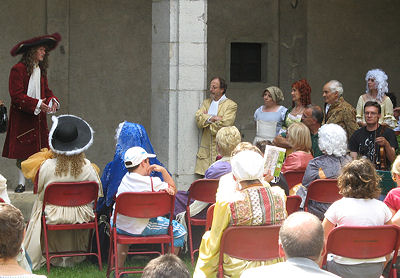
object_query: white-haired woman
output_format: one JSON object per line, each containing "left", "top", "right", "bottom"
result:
{"left": 297, "top": 124, "right": 351, "bottom": 220}
{"left": 356, "top": 69, "right": 395, "bottom": 127}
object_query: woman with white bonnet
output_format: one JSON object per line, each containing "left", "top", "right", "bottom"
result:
{"left": 194, "top": 142, "right": 286, "bottom": 278}
{"left": 297, "top": 124, "right": 351, "bottom": 220}
{"left": 23, "top": 114, "right": 102, "bottom": 270}
{"left": 356, "top": 69, "right": 396, "bottom": 127}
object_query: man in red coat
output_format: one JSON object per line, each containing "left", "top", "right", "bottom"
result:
{"left": 2, "top": 33, "right": 61, "bottom": 192}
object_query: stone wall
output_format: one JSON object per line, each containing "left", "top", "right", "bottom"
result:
{"left": 307, "top": 0, "right": 400, "bottom": 108}
{"left": 0, "top": 0, "right": 152, "bottom": 189}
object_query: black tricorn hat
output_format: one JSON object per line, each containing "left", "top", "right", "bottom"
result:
{"left": 10, "top": 32, "right": 61, "bottom": 57}
{"left": 49, "top": 115, "right": 93, "bottom": 156}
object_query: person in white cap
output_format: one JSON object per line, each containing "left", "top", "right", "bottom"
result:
{"left": 112, "top": 146, "right": 186, "bottom": 270}
{"left": 194, "top": 142, "right": 287, "bottom": 278}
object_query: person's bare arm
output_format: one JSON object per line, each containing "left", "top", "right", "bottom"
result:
{"left": 376, "top": 136, "right": 396, "bottom": 163}
{"left": 322, "top": 218, "right": 335, "bottom": 242}
{"left": 273, "top": 136, "right": 292, "bottom": 149}
{"left": 148, "top": 164, "right": 176, "bottom": 194}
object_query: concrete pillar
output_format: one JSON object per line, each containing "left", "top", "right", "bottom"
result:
{"left": 151, "top": 0, "right": 207, "bottom": 190}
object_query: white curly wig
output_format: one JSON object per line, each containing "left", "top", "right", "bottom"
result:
{"left": 365, "top": 68, "right": 388, "bottom": 102}
{"left": 318, "top": 123, "right": 347, "bottom": 157}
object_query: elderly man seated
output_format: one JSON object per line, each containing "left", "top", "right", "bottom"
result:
{"left": 241, "top": 212, "right": 339, "bottom": 277}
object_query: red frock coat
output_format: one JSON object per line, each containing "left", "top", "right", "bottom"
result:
{"left": 2, "top": 62, "right": 58, "bottom": 160}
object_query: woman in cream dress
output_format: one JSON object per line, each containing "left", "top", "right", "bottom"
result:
{"left": 356, "top": 69, "right": 395, "bottom": 128}
{"left": 23, "top": 115, "right": 102, "bottom": 270}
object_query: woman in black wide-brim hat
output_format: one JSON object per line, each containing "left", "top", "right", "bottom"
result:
{"left": 23, "top": 114, "right": 103, "bottom": 270}
{"left": 2, "top": 33, "right": 61, "bottom": 193}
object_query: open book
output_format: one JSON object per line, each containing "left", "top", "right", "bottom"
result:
{"left": 263, "top": 145, "right": 286, "bottom": 177}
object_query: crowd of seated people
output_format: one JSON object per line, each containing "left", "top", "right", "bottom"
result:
{"left": 3, "top": 68, "right": 400, "bottom": 278}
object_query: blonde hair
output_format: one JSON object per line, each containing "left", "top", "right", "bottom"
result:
{"left": 231, "top": 142, "right": 263, "bottom": 156}
{"left": 288, "top": 122, "right": 311, "bottom": 152}
{"left": 54, "top": 153, "right": 86, "bottom": 178}
{"left": 391, "top": 155, "right": 400, "bottom": 176}
{"left": 216, "top": 126, "right": 241, "bottom": 157}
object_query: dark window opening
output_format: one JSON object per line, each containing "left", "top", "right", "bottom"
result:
{"left": 230, "top": 43, "right": 262, "bottom": 82}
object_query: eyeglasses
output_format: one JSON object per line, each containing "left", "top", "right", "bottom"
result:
{"left": 365, "top": 112, "right": 378, "bottom": 116}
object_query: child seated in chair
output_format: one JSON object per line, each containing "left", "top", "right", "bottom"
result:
{"left": 112, "top": 146, "right": 186, "bottom": 269}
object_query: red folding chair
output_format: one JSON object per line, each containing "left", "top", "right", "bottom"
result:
{"left": 107, "top": 192, "right": 175, "bottom": 278}
{"left": 186, "top": 179, "right": 219, "bottom": 265}
{"left": 322, "top": 225, "right": 400, "bottom": 278}
{"left": 205, "top": 203, "right": 216, "bottom": 231}
{"left": 283, "top": 170, "right": 305, "bottom": 190}
{"left": 41, "top": 181, "right": 102, "bottom": 273}
{"left": 304, "top": 179, "right": 341, "bottom": 212}
{"left": 286, "top": 195, "right": 301, "bottom": 215}
{"left": 218, "top": 225, "right": 281, "bottom": 278}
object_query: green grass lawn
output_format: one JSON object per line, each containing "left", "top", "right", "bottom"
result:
{"left": 33, "top": 253, "right": 195, "bottom": 278}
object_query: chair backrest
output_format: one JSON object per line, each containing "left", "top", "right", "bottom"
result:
{"left": 219, "top": 225, "right": 281, "bottom": 264}
{"left": 206, "top": 204, "right": 215, "bottom": 230}
{"left": 286, "top": 195, "right": 301, "bottom": 215}
{"left": 377, "top": 170, "right": 396, "bottom": 196}
{"left": 113, "top": 192, "right": 174, "bottom": 223}
{"left": 323, "top": 225, "right": 400, "bottom": 266}
{"left": 42, "top": 181, "right": 99, "bottom": 212}
{"left": 187, "top": 179, "right": 219, "bottom": 205}
{"left": 304, "top": 179, "right": 341, "bottom": 210}
{"left": 283, "top": 170, "right": 305, "bottom": 190}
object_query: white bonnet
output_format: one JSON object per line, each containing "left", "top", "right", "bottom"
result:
{"left": 231, "top": 150, "right": 264, "bottom": 182}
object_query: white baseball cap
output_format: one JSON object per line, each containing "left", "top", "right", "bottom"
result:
{"left": 124, "top": 146, "right": 156, "bottom": 168}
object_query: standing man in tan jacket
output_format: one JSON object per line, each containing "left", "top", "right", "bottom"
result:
{"left": 195, "top": 77, "right": 237, "bottom": 176}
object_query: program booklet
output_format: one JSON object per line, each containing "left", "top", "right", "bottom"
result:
{"left": 263, "top": 145, "right": 286, "bottom": 177}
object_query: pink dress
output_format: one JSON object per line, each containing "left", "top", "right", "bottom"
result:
{"left": 281, "top": 151, "right": 313, "bottom": 173}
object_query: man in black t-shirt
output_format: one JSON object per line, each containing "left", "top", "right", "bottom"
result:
{"left": 349, "top": 101, "right": 398, "bottom": 170}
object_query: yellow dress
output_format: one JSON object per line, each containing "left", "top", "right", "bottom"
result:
{"left": 23, "top": 158, "right": 103, "bottom": 270}
{"left": 194, "top": 180, "right": 287, "bottom": 278}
